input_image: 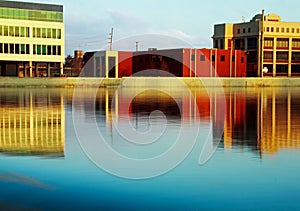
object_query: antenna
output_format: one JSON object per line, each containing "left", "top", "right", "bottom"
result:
{"left": 108, "top": 28, "right": 114, "bottom": 51}
{"left": 136, "top": 41, "right": 139, "bottom": 52}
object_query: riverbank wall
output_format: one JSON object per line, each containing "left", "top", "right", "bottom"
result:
{"left": 1, "top": 77, "right": 300, "bottom": 88}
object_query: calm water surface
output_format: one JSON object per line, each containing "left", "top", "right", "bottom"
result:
{"left": 0, "top": 87, "right": 300, "bottom": 210}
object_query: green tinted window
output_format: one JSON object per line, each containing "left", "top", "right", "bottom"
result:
{"left": 37, "top": 45, "right": 41, "bottom": 55}
{"left": 37, "top": 28, "right": 41, "bottom": 38}
{"left": 0, "top": 25, "right": 2, "bottom": 36}
{"left": 20, "top": 44, "right": 25, "bottom": 54}
{"left": 42, "top": 45, "right": 46, "bottom": 55}
{"left": 42, "top": 28, "right": 46, "bottom": 38}
{"left": 47, "top": 28, "right": 51, "bottom": 38}
{"left": 9, "top": 26, "right": 14, "bottom": 36}
{"left": 4, "top": 26, "right": 8, "bottom": 36}
{"left": 57, "top": 29, "right": 61, "bottom": 39}
{"left": 20, "top": 27, "right": 25, "bottom": 37}
{"left": 52, "top": 29, "right": 56, "bottom": 39}
{"left": 15, "top": 26, "right": 19, "bottom": 37}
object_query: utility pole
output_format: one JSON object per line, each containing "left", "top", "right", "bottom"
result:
{"left": 108, "top": 28, "right": 114, "bottom": 51}
{"left": 136, "top": 41, "right": 139, "bottom": 52}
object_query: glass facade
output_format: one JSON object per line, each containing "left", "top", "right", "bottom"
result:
{"left": 0, "top": 7, "right": 63, "bottom": 22}
{"left": 0, "top": 43, "right": 30, "bottom": 54}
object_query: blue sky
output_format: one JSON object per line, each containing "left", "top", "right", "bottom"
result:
{"left": 18, "top": 0, "right": 299, "bottom": 55}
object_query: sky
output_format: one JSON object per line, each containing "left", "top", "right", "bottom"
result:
{"left": 17, "top": 0, "right": 300, "bottom": 55}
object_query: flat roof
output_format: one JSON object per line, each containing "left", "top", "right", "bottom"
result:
{"left": 0, "top": 0, "right": 63, "bottom": 12}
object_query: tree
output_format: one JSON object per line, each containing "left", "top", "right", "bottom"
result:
{"left": 64, "top": 54, "right": 74, "bottom": 68}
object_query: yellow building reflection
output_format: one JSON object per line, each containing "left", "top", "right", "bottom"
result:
{"left": 223, "top": 88, "right": 300, "bottom": 155}
{"left": 0, "top": 89, "right": 65, "bottom": 156}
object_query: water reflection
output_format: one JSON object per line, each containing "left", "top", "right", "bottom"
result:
{"left": 0, "top": 89, "right": 65, "bottom": 157}
{"left": 73, "top": 87, "right": 300, "bottom": 158}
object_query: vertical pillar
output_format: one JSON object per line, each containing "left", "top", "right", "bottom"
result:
{"left": 35, "top": 63, "right": 38, "bottom": 77}
{"left": 23, "top": 62, "right": 26, "bottom": 78}
{"left": 29, "top": 61, "right": 32, "bottom": 77}
{"left": 273, "top": 37, "right": 277, "bottom": 77}
{"left": 60, "top": 62, "right": 63, "bottom": 76}
{"left": 288, "top": 37, "right": 292, "bottom": 77}
{"left": 47, "top": 63, "right": 51, "bottom": 77}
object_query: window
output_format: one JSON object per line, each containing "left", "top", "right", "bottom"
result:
{"left": 287, "top": 28, "right": 290, "bottom": 33}
{"left": 0, "top": 43, "right": 2, "bottom": 53}
{"left": 9, "top": 43, "right": 14, "bottom": 54}
{"left": 292, "top": 28, "right": 295, "bottom": 33}
{"left": 271, "top": 27, "right": 274, "bottom": 32}
{"left": 42, "top": 45, "right": 47, "bottom": 55}
{"left": 52, "top": 29, "right": 56, "bottom": 39}
{"left": 281, "top": 28, "right": 285, "bottom": 33}
{"left": 232, "top": 55, "right": 235, "bottom": 62}
{"left": 47, "top": 28, "right": 51, "bottom": 38}
{"left": 266, "top": 27, "right": 270, "bottom": 32}
{"left": 264, "top": 38, "right": 274, "bottom": 48}
{"left": 20, "top": 27, "right": 25, "bottom": 37}
{"left": 191, "top": 54, "right": 195, "bottom": 61}
{"left": 42, "top": 28, "right": 46, "bottom": 38}
{"left": 33, "top": 44, "right": 36, "bottom": 54}
{"left": 264, "top": 51, "right": 273, "bottom": 60}
{"left": 277, "top": 52, "right": 288, "bottom": 60}
{"left": 20, "top": 44, "right": 25, "bottom": 54}
{"left": 37, "top": 28, "right": 41, "bottom": 38}
{"left": 292, "top": 39, "right": 300, "bottom": 48}
{"left": 57, "top": 45, "right": 61, "bottom": 55}
{"left": 200, "top": 55, "right": 205, "bottom": 61}
{"left": 37, "top": 45, "right": 41, "bottom": 55}
{"left": 243, "top": 28, "right": 246, "bottom": 33}
{"left": 26, "top": 44, "right": 29, "bottom": 54}
{"left": 237, "top": 29, "right": 240, "bottom": 34}
{"left": 0, "top": 25, "right": 2, "bottom": 36}
{"left": 57, "top": 29, "right": 61, "bottom": 39}
{"left": 33, "top": 27, "right": 36, "bottom": 37}
{"left": 241, "top": 57, "right": 244, "bottom": 63}
{"left": 297, "top": 28, "right": 300, "bottom": 34}
{"left": 47, "top": 45, "right": 52, "bottom": 55}
{"left": 220, "top": 55, "right": 225, "bottom": 62}
{"left": 4, "top": 43, "right": 8, "bottom": 53}
{"left": 212, "top": 55, "right": 215, "bottom": 61}
{"left": 248, "top": 28, "right": 251, "bottom": 33}
{"left": 4, "top": 26, "right": 8, "bottom": 36}
{"left": 15, "top": 26, "right": 19, "bottom": 37}
{"left": 9, "top": 26, "right": 14, "bottom": 36}
{"left": 277, "top": 38, "right": 289, "bottom": 48}
{"left": 52, "top": 45, "right": 56, "bottom": 55}
{"left": 276, "top": 27, "right": 280, "bottom": 33}
{"left": 15, "top": 44, "right": 19, "bottom": 54}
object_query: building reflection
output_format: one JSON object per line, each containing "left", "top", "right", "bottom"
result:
{"left": 74, "top": 87, "right": 300, "bottom": 157}
{"left": 0, "top": 89, "right": 65, "bottom": 156}
{"left": 223, "top": 88, "right": 300, "bottom": 155}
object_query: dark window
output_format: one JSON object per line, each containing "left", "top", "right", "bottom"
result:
{"left": 276, "top": 27, "right": 280, "bottom": 33}
{"left": 287, "top": 28, "right": 290, "bottom": 33}
{"left": 237, "top": 29, "right": 240, "bottom": 34}
{"left": 47, "top": 45, "right": 52, "bottom": 55}
{"left": 212, "top": 55, "right": 215, "bottom": 61}
{"left": 241, "top": 57, "right": 244, "bottom": 63}
{"left": 15, "top": 44, "right": 19, "bottom": 54}
{"left": 271, "top": 27, "right": 274, "bottom": 32}
{"left": 248, "top": 28, "right": 251, "bottom": 33}
{"left": 20, "top": 44, "right": 25, "bottom": 54}
{"left": 232, "top": 55, "right": 235, "bottom": 62}
{"left": 26, "top": 44, "right": 29, "bottom": 54}
{"left": 191, "top": 54, "right": 195, "bottom": 61}
{"left": 52, "top": 45, "right": 57, "bottom": 55}
{"left": 200, "top": 55, "right": 205, "bottom": 61}
{"left": 4, "top": 43, "right": 8, "bottom": 53}
{"left": 0, "top": 43, "right": 2, "bottom": 53}
{"left": 243, "top": 28, "right": 246, "bottom": 33}
{"left": 220, "top": 55, "right": 225, "bottom": 62}
{"left": 57, "top": 46, "right": 61, "bottom": 55}
{"left": 42, "top": 45, "right": 47, "bottom": 55}
{"left": 33, "top": 44, "right": 36, "bottom": 54}
{"left": 9, "top": 43, "right": 14, "bottom": 54}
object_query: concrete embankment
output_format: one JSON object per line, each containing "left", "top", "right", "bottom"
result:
{"left": 0, "top": 77, "right": 300, "bottom": 88}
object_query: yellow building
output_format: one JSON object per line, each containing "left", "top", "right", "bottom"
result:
{"left": 0, "top": 0, "right": 65, "bottom": 77}
{"left": 213, "top": 11, "right": 300, "bottom": 77}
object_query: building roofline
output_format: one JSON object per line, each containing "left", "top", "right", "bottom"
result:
{"left": 0, "top": 0, "right": 63, "bottom": 12}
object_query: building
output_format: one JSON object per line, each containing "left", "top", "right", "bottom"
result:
{"left": 213, "top": 11, "right": 300, "bottom": 77}
{"left": 0, "top": 0, "right": 65, "bottom": 77}
{"left": 82, "top": 48, "right": 247, "bottom": 78}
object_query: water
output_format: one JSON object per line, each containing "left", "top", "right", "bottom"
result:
{"left": 0, "top": 87, "right": 300, "bottom": 210}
